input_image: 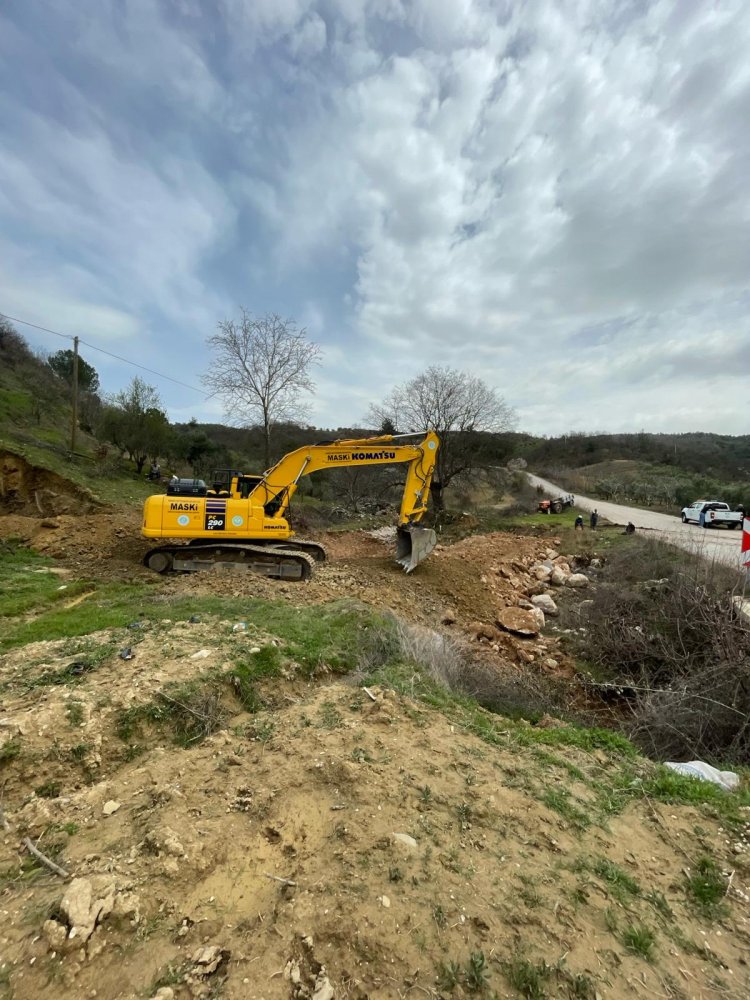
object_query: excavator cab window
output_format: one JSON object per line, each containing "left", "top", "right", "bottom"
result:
{"left": 237, "top": 476, "right": 263, "bottom": 500}
{"left": 207, "top": 469, "right": 237, "bottom": 497}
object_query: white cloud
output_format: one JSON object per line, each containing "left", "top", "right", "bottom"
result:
{"left": 1, "top": 0, "right": 749, "bottom": 433}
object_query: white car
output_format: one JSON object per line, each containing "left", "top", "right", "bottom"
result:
{"left": 680, "top": 500, "right": 742, "bottom": 529}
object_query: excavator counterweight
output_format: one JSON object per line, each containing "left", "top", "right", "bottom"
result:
{"left": 142, "top": 431, "right": 440, "bottom": 579}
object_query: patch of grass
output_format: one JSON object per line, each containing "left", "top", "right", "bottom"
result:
{"left": 65, "top": 701, "right": 85, "bottom": 727}
{"left": 35, "top": 780, "right": 62, "bottom": 799}
{"left": 564, "top": 971, "right": 597, "bottom": 998}
{"left": 116, "top": 677, "right": 228, "bottom": 748}
{"left": 684, "top": 857, "right": 729, "bottom": 919}
{"left": 541, "top": 788, "right": 591, "bottom": 829}
{"left": 620, "top": 923, "right": 655, "bottom": 960}
{"left": 248, "top": 715, "right": 276, "bottom": 743}
{"left": 645, "top": 889, "right": 673, "bottom": 920}
{"left": 589, "top": 857, "right": 641, "bottom": 901}
{"left": 0, "top": 738, "right": 21, "bottom": 764}
{"left": 149, "top": 962, "right": 190, "bottom": 992}
{"left": 457, "top": 802, "right": 472, "bottom": 830}
{"left": 229, "top": 645, "right": 283, "bottom": 712}
{"left": 317, "top": 700, "right": 344, "bottom": 729}
{"left": 465, "top": 951, "right": 489, "bottom": 993}
{"left": 69, "top": 742, "right": 91, "bottom": 763}
{"left": 52, "top": 822, "right": 79, "bottom": 836}
{"left": 501, "top": 957, "right": 552, "bottom": 999}
{"left": 641, "top": 768, "right": 750, "bottom": 831}
{"left": 0, "top": 579, "right": 159, "bottom": 652}
{"left": 514, "top": 723, "right": 636, "bottom": 757}
{"left": 437, "top": 960, "right": 462, "bottom": 991}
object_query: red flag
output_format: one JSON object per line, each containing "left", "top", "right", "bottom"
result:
{"left": 743, "top": 517, "right": 750, "bottom": 566}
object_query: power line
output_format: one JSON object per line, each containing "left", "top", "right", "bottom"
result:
{"left": 0, "top": 312, "right": 72, "bottom": 341}
{"left": 0, "top": 311, "right": 208, "bottom": 395}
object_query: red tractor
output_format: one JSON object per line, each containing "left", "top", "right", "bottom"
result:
{"left": 537, "top": 494, "right": 575, "bottom": 514}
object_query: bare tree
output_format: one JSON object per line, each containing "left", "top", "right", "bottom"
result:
{"left": 203, "top": 310, "right": 322, "bottom": 470}
{"left": 368, "top": 366, "right": 515, "bottom": 509}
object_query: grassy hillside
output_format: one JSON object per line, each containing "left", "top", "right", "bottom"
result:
{"left": 0, "top": 542, "right": 749, "bottom": 999}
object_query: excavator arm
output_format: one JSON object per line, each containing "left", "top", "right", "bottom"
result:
{"left": 258, "top": 430, "right": 438, "bottom": 522}
{"left": 257, "top": 431, "right": 440, "bottom": 571}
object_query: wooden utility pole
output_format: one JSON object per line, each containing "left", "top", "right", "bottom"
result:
{"left": 70, "top": 335, "right": 79, "bottom": 454}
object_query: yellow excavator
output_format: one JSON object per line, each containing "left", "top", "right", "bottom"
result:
{"left": 142, "top": 431, "right": 439, "bottom": 579}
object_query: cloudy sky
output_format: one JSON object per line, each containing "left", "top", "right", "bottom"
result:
{"left": 1, "top": 0, "right": 749, "bottom": 434}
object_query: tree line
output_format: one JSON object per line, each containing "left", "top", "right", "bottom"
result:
{"left": 3, "top": 310, "right": 747, "bottom": 512}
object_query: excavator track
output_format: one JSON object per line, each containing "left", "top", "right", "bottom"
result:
{"left": 143, "top": 543, "right": 316, "bottom": 580}
{"left": 185, "top": 537, "right": 327, "bottom": 562}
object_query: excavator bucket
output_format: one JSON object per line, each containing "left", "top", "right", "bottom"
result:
{"left": 396, "top": 525, "right": 437, "bottom": 573}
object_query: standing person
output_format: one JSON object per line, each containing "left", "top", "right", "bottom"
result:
{"left": 590, "top": 509, "right": 599, "bottom": 530}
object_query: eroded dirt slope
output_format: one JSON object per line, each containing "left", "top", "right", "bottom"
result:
{"left": 2, "top": 625, "right": 749, "bottom": 1000}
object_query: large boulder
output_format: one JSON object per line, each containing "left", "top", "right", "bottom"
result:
{"left": 531, "top": 593, "right": 559, "bottom": 616}
{"left": 532, "top": 564, "right": 552, "bottom": 581}
{"left": 549, "top": 567, "right": 568, "bottom": 586}
{"left": 496, "top": 606, "right": 545, "bottom": 637}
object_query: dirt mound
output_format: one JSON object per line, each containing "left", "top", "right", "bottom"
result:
{"left": 0, "top": 450, "right": 100, "bottom": 517}
{"left": 1, "top": 621, "right": 748, "bottom": 999}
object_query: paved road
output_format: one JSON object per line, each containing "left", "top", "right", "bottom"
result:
{"left": 527, "top": 473, "right": 745, "bottom": 569}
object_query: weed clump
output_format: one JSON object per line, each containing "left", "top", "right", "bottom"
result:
{"left": 575, "top": 537, "right": 750, "bottom": 764}
{"left": 684, "top": 857, "right": 729, "bottom": 919}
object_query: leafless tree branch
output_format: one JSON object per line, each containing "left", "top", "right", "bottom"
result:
{"left": 203, "top": 310, "right": 322, "bottom": 469}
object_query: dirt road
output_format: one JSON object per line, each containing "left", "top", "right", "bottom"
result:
{"left": 528, "top": 473, "right": 745, "bottom": 568}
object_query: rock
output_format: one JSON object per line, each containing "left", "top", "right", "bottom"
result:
{"left": 190, "top": 649, "right": 212, "bottom": 660}
{"left": 112, "top": 891, "right": 141, "bottom": 926}
{"left": 537, "top": 714, "right": 567, "bottom": 729}
{"left": 440, "top": 608, "right": 457, "bottom": 625}
{"left": 60, "top": 878, "right": 116, "bottom": 946}
{"left": 380, "top": 895, "right": 391, "bottom": 908}
{"left": 544, "top": 658, "right": 559, "bottom": 669}
{"left": 470, "top": 622, "right": 500, "bottom": 642}
{"left": 566, "top": 574, "right": 589, "bottom": 588}
{"left": 532, "top": 565, "right": 552, "bottom": 581}
{"left": 531, "top": 594, "right": 558, "bottom": 617}
{"left": 392, "top": 832, "right": 418, "bottom": 851}
{"left": 146, "top": 827, "right": 185, "bottom": 858}
{"left": 496, "top": 607, "right": 544, "bottom": 638}
{"left": 43, "top": 918, "right": 68, "bottom": 952}
{"left": 191, "top": 945, "right": 227, "bottom": 973}
{"left": 312, "top": 972, "right": 335, "bottom": 1000}
{"left": 102, "top": 800, "right": 121, "bottom": 816}
{"left": 284, "top": 959, "right": 302, "bottom": 984}
{"left": 549, "top": 567, "right": 567, "bottom": 586}
{"left": 150, "top": 990, "right": 175, "bottom": 1000}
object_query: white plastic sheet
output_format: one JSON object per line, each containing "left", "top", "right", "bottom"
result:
{"left": 665, "top": 760, "right": 739, "bottom": 792}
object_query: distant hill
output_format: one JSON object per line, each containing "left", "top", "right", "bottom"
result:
{"left": 521, "top": 431, "right": 750, "bottom": 481}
